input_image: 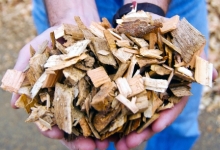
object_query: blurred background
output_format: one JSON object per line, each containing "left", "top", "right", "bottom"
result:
{"left": 0, "top": 0, "right": 220, "bottom": 149}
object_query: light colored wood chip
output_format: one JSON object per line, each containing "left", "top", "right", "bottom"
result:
{"left": 158, "top": 102, "right": 174, "bottom": 111}
{"left": 62, "top": 23, "right": 84, "bottom": 40}
{"left": 79, "top": 117, "right": 92, "bottom": 137}
{"left": 115, "top": 77, "right": 132, "bottom": 98}
{"left": 143, "top": 77, "right": 168, "bottom": 93}
{"left": 113, "top": 62, "right": 130, "bottom": 81}
{"left": 176, "top": 67, "right": 193, "bottom": 77}
{"left": 54, "top": 25, "right": 65, "bottom": 39}
{"left": 87, "top": 67, "right": 111, "bottom": 88}
{"left": 170, "top": 85, "right": 192, "bottom": 97}
{"left": 160, "top": 15, "right": 179, "bottom": 34}
{"left": 171, "top": 18, "right": 206, "bottom": 63}
{"left": 195, "top": 56, "right": 213, "bottom": 87}
{"left": 91, "top": 82, "right": 116, "bottom": 112}
{"left": 140, "top": 48, "right": 163, "bottom": 59}
{"left": 45, "top": 53, "right": 87, "bottom": 71}
{"left": 151, "top": 65, "right": 172, "bottom": 76}
{"left": 161, "top": 36, "right": 182, "bottom": 54}
{"left": 63, "top": 67, "right": 86, "bottom": 85}
{"left": 128, "top": 75, "right": 145, "bottom": 97}
{"left": 89, "top": 22, "right": 105, "bottom": 38}
{"left": 149, "top": 32, "right": 157, "bottom": 49}
{"left": 53, "top": 83, "right": 74, "bottom": 134}
{"left": 30, "top": 72, "right": 48, "bottom": 99}
{"left": 1, "top": 69, "right": 25, "bottom": 93}
{"left": 113, "top": 48, "right": 133, "bottom": 63}
{"left": 128, "top": 36, "right": 149, "bottom": 48}
{"left": 97, "top": 50, "right": 110, "bottom": 55}
{"left": 116, "top": 94, "right": 139, "bottom": 114}
{"left": 135, "top": 91, "right": 148, "bottom": 112}
{"left": 62, "top": 40, "right": 90, "bottom": 60}
{"left": 124, "top": 55, "right": 137, "bottom": 80}
{"left": 93, "top": 106, "right": 121, "bottom": 132}
{"left": 42, "top": 70, "right": 63, "bottom": 88}
{"left": 137, "top": 113, "right": 160, "bottom": 133}
{"left": 91, "top": 37, "right": 117, "bottom": 67}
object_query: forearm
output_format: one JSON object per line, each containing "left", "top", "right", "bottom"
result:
{"left": 124, "top": 0, "right": 170, "bottom": 14}
{"left": 44, "top": 0, "right": 100, "bottom": 26}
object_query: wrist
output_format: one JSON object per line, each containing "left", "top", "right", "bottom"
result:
{"left": 124, "top": 0, "right": 170, "bottom": 14}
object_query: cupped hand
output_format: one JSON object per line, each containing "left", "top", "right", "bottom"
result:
{"left": 10, "top": 27, "right": 109, "bottom": 150}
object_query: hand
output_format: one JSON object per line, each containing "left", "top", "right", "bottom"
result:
{"left": 11, "top": 27, "right": 109, "bottom": 150}
{"left": 114, "top": 51, "right": 218, "bottom": 150}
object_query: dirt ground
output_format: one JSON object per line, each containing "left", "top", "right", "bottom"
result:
{"left": 0, "top": 1, "right": 220, "bottom": 150}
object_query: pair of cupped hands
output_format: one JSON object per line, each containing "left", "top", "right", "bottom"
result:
{"left": 10, "top": 13, "right": 218, "bottom": 150}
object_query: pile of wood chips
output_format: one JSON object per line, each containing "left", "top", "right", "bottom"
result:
{"left": 0, "top": 10, "right": 213, "bottom": 140}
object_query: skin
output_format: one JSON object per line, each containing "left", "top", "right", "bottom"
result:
{"left": 11, "top": 0, "right": 218, "bottom": 149}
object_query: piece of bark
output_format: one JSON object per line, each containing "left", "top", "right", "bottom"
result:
{"left": 87, "top": 67, "right": 111, "bottom": 88}
{"left": 91, "top": 37, "right": 117, "bottom": 67}
{"left": 115, "top": 77, "right": 132, "bottom": 98}
{"left": 136, "top": 57, "right": 163, "bottom": 68}
{"left": 1, "top": 69, "right": 25, "bottom": 93}
{"left": 113, "top": 62, "right": 130, "bottom": 80}
{"left": 93, "top": 106, "right": 121, "bottom": 132}
{"left": 170, "top": 85, "right": 192, "bottom": 97}
{"left": 63, "top": 67, "right": 86, "bottom": 85}
{"left": 117, "top": 19, "right": 162, "bottom": 38}
{"left": 160, "top": 15, "right": 179, "bottom": 34}
{"left": 127, "top": 75, "right": 145, "bottom": 97}
{"left": 171, "top": 18, "right": 206, "bottom": 63}
{"left": 140, "top": 48, "right": 163, "bottom": 59}
{"left": 77, "top": 78, "right": 90, "bottom": 106}
{"left": 91, "top": 82, "right": 116, "bottom": 112}
{"left": 116, "top": 94, "right": 139, "bottom": 114}
{"left": 195, "top": 56, "right": 213, "bottom": 87}
{"left": 53, "top": 83, "right": 74, "bottom": 134}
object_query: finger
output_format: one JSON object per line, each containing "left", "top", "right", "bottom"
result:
{"left": 124, "top": 129, "right": 154, "bottom": 149}
{"left": 11, "top": 93, "right": 19, "bottom": 109}
{"left": 39, "top": 125, "right": 64, "bottom": 139}
{"left": 95, "top": 139, "right": 109, "bottom": 150}
{"left": 115, "top": 137, "right": 130, "bottom": 150}
{"left": 151, "top": 96, "right": 188, "bottom": 133}
{"left": 60, "top": 136, "right": 96, "bottom": 150}
{"left": 213, "top": 68, "right": 218, "bottom": 81}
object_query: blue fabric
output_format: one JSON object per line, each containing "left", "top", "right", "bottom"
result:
{"left": 32, "top": 0, "right": 208, "bottom": 150}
